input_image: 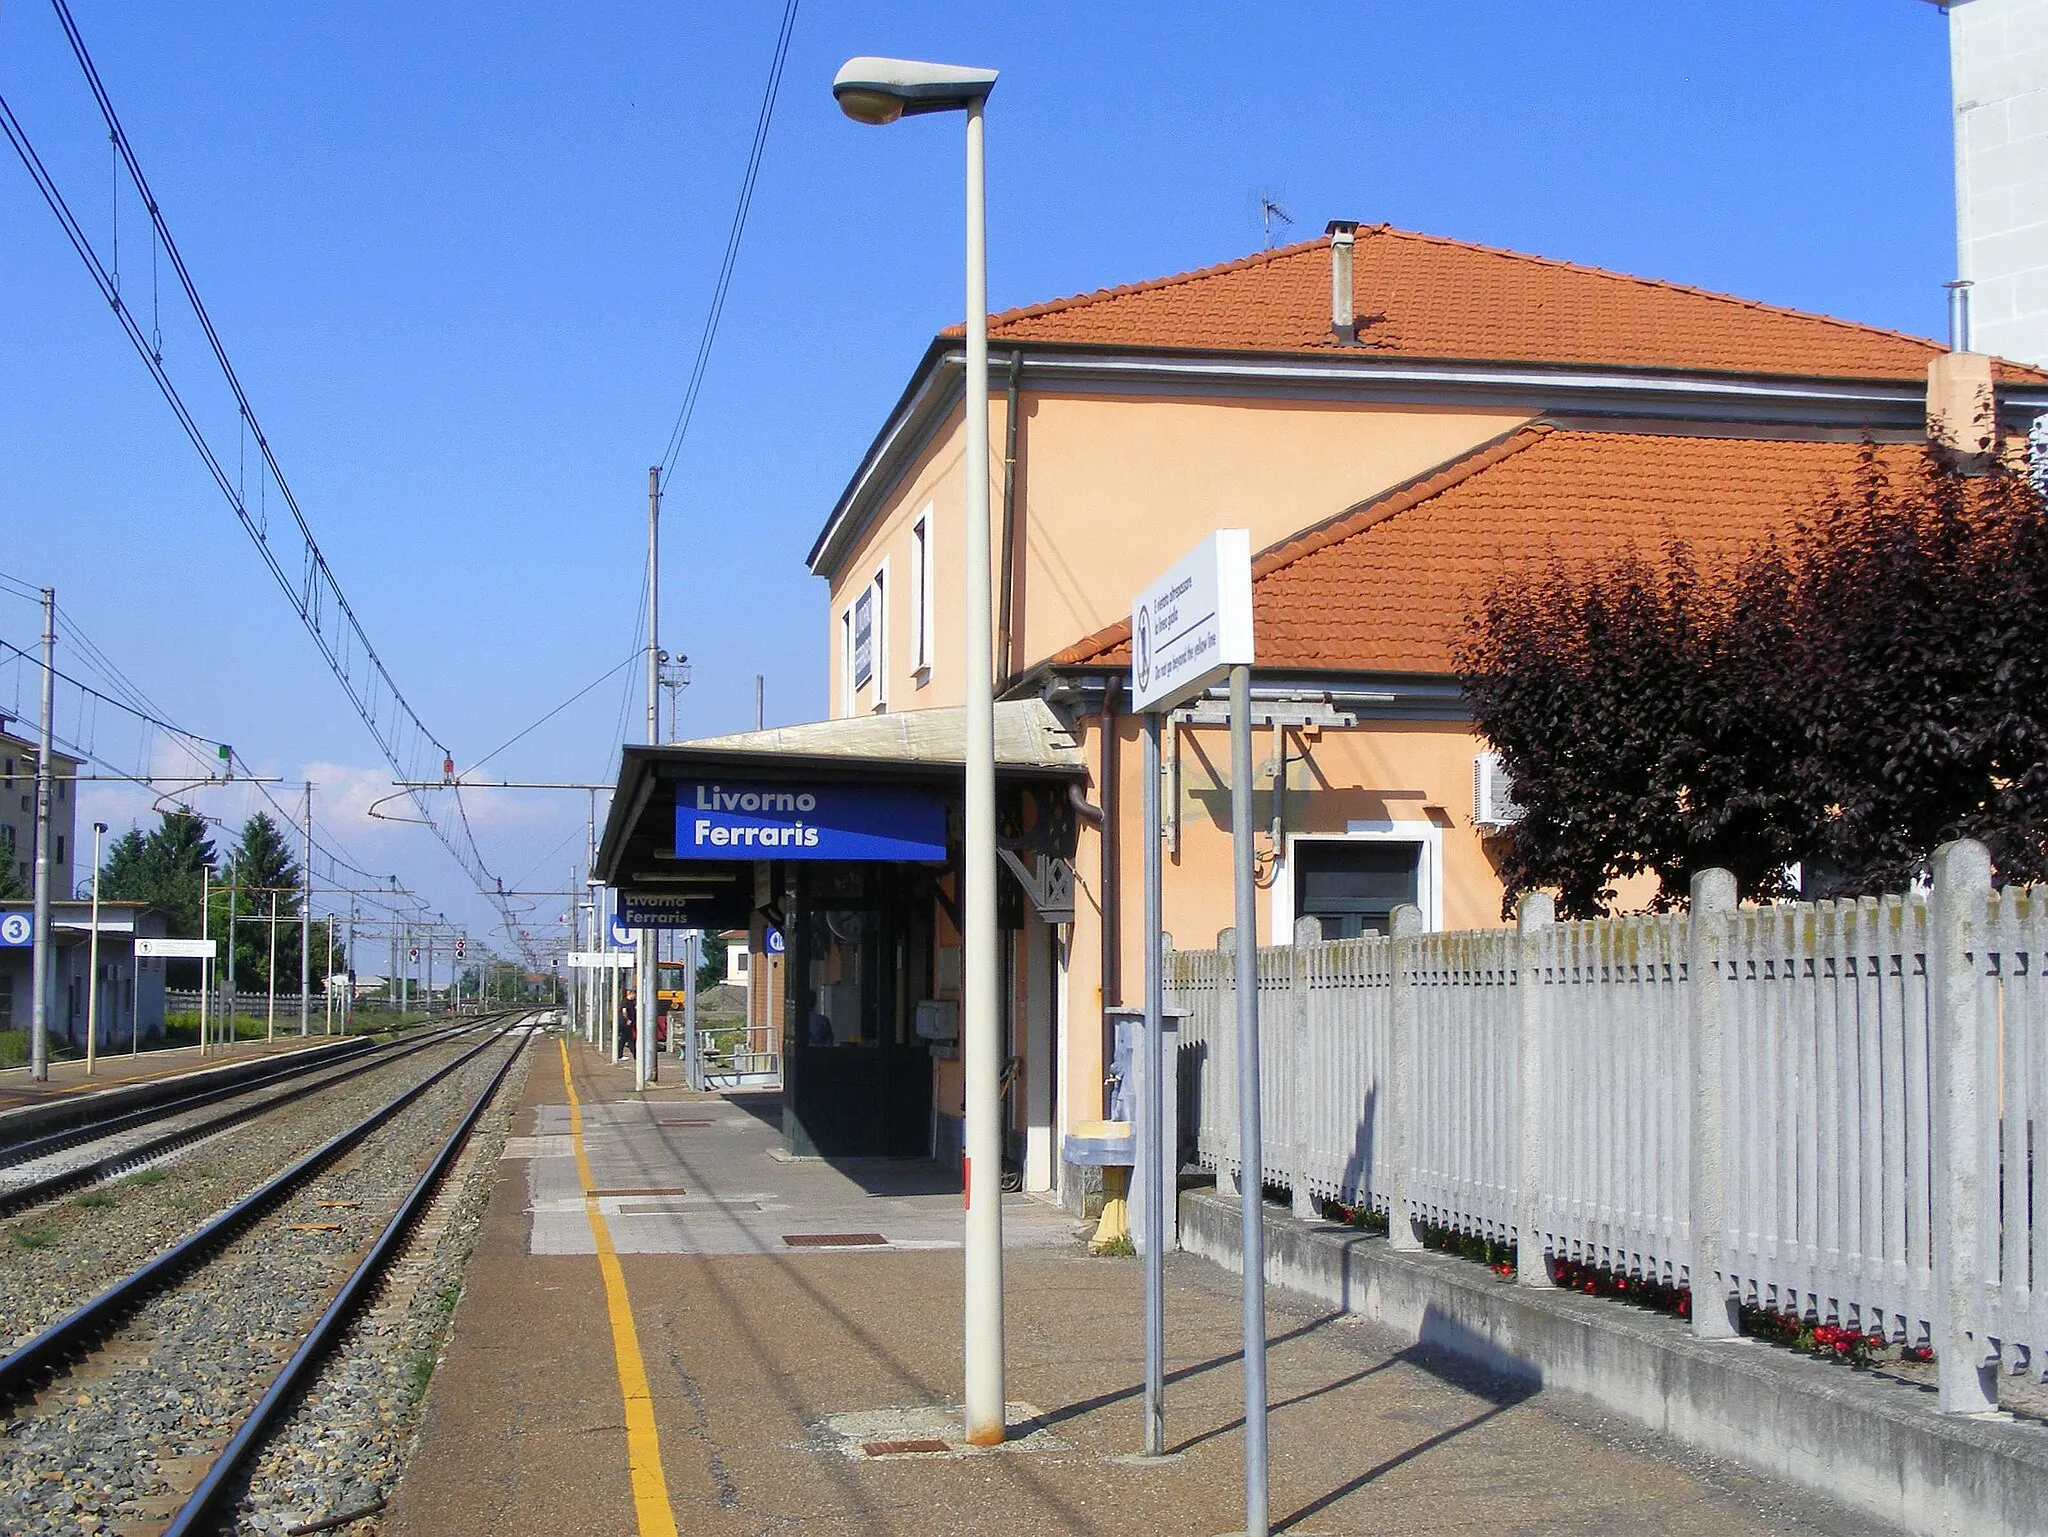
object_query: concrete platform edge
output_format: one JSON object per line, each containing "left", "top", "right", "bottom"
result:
{"left": 1180, "top": 1188, "right": 2048, "bottom": 1537}
{"left": 0, "top": 1036, "right": 367, "bottom": 1143}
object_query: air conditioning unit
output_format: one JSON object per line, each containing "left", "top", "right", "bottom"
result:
{"left": 1473, "top": 752, "right": 1524, "bottom": 830}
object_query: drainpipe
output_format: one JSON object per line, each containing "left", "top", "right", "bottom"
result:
{"left": 1099, "top": 677, "right": 1121, "bottom": 1015}
{"left": 997, "top": 351, "right": 1023, "bottom": 687}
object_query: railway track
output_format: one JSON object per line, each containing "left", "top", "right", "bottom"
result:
{"left": 0, "top": 1019, "right": 499, "bottom": 1217}
{"left": 0, "top": 1014, "right": 540, "bottom": 1535}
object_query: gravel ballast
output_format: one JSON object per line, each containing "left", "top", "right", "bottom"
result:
{"left": 0, "top": 1030, "right": 496, "bottom": 1349}
{"left": 0, "top": 1028, "right": 531, "bottom": 1537}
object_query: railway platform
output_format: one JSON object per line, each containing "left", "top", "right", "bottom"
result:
{"left": 0, "top": 1033, "right": 360, "bottom": 1138}
{"left": 386, "top": 1035, "right": 1893, "bottom": 1537}
{"left": 0, "top": 1033, "right": 350, "bottom": 1106}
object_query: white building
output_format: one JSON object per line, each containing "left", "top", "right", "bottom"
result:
{"left": 1944, "top": 0, "right": 2048, "bottom": 365}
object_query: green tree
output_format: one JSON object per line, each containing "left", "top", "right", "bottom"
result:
{"left": 222, "top": 812, "right": 303, "bottom": 994}
{"left": 100, "top": 809, "right": 217, "bottom": 987}
{"left": 1459, "top": 445, "right": 2048, "bottom": 916}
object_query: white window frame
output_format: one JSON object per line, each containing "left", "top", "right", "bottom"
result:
{"left": 852, "top": 586, "right": 875, "bottom": 694}
{"left": 839, "top": 606, "right": 855, "bottom": 717}
{"left": 869, "top": 560, "right": 890, "bottom": 712}
{"left": 910, "top": 503, "right": 935, "bottom": 685}
{"left": 1270, "top": 820, "right": 1444, "bottom": 939}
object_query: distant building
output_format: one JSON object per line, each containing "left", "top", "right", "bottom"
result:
{"left": 1943, "top": 0, "right": 2048, "bottom": 364}
{"left": 0, "top": 723, "right": 79, "bottom": 899}
{"left": 0, "top": 899, "right": 167, "bottom": 1047}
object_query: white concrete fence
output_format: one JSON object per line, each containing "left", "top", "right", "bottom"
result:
{"left": 1169, "top": 838, "right": 2045, "bottom": 1414}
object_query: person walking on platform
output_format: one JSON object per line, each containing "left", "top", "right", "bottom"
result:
{"left": 619, "top": 993, "right": 636, "bottom": 1064}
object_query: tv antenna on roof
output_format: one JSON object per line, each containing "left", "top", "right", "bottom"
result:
{"left": 1257, "top": 193, "right": 1295, "bottom": 250}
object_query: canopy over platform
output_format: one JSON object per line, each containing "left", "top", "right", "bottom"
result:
{"left": 596, "top": 700, "right": 1087, "bottom": 929}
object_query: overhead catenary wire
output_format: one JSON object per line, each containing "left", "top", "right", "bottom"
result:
{"left": 6, "top": 8, "right": 535, "bottom": 962}
{"left": 655, "top": 0, "right": 800, "bottom": 481}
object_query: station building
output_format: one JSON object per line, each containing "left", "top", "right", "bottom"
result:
{"left": 0, "top": 899, "right": 169, "bottom": 1049}
{"left": 600, "top": 223, "right": 2048, "bottom": 1201}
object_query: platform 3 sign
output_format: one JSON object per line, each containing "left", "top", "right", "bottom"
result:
{"left": 672, "top": 782, "right": 946, "bottom": 862}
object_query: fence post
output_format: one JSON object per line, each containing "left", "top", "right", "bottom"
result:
{"left": 1385, "top": 904, "right": 1424, "bottom": 1251}
{"left": 1215, "top": 928, "right": 1240, "bottom": 1198}
{"left": 1687, "top": 868, "right": 1740, "bottom": 1338}
{"left": 1931, "top": 838, "right": 1999, "bottom": 1415}
{"left": 1515, "top": 892, "right": 1555, "bottom": 1287}
{"left": 1292, "top": 917, "right": 1320, "bottom": 1221}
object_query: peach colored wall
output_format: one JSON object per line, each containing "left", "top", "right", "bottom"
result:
{"left": 825, "top": 392, "right": 1532, "bottom": 715}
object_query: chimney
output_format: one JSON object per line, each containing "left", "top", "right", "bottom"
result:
{"left": 1945, "top": 279, "right": 1973, "bottom": 352}
{"left": 1327, "top": 220, "right": 1359, "bottom": 344}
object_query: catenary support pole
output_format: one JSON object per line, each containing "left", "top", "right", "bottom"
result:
{"left": 1230, "top": 660, "right": 1268, "bottom": 1536}
{"left": 84, "top": 823, "right": 103, "bottom": 1073}
{"left": 266, "top": 891, "right": 278, "bottom": 1043}
{"left": 959, "top": 93, "right": 1007, "bottom": 1448}
{"left": 1141, "top": 710, "right": 1166, "bottom": 1456}
{"left": 299, "top": 785, "right": 312, "bottom": 1036}
{"left": 199, "top": 864, "right": 210, "bottom": 1057}
{"left": 228, "top": 859, "right": 241, "bottom": 1044}
{"left": 28, "top": 588, "right": 55, "bottom": 1082}
{"left": 85, "top": 821, "right": 105, "bottom": 1075}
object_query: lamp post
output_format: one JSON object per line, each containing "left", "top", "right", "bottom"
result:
{"left": 834, "top": 53, "right": 1006, "bottom": 1447}
{"left": 85, "top": 820, "right": 106, "bottom": 1076}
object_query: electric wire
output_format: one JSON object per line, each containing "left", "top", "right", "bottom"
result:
{"left": 7, "top": 10, "right": 532, "bottom": 960}
{"left": 656, "top": 0, "right": 800, "bottom": 479}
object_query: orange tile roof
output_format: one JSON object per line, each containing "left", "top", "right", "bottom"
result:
{"left": 967, "top": 226, "right": 2048, "bottom": 384}
{"left": 1053, "top": 428, "right": 1923, "bottom": 678}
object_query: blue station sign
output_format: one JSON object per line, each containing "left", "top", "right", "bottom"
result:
{"left": 674, "top": 781, "right": 947, "bottom": 862}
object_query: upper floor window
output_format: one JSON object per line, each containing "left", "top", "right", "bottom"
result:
{"left": 852, "top": 585, "right": 874, "bottom": 692}
{"left": 910, "top": 507, "right": 935, "bottom": 681}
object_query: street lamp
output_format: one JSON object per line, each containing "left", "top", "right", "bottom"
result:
{"left": 834, "top": 52, "right": 1006, "bottom": 1449}
{"left": 85, "top": 820, "right": 107, "bottom": 1076}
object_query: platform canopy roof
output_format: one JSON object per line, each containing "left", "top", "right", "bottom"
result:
{"left": 595, "top": 699, "right": 1086, "bottom": 896}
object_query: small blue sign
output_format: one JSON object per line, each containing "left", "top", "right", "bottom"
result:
{"left": 764, "top": 926, "right": 786, "bottom": 955}
{"left": 675, "top": 782, "right": 946, "bottom": 862}
{"left": 607, "top": 915, "right": 636, "bottom": 948}
{"left": 0, "top": 913, "right": 31, "bottom": 947}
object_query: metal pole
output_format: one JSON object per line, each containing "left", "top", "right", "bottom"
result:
{"left": 1142, "top": 711, "right": 1166, "bottom": 1455}
{"left": 28, "top": 587, "right": 55, "bottom": 1082}
{"left": 639, "top": 467, "right": 660, "bottom": 1090}
{"left": 685, "top": 928, "right": 700, "bottom": 1088}
{"left": 959, "top": 94, "right": 1006, "bottom": 1448}
{"left": 1231, "top": 661, "right": 1268, "bottom": 1536}
{"left": 266, "top": 891, "right": 278, "bottom": 1043}
{"left": 755, "top": 674, "right": 765, "bottom": 731}
{"left": 227, "top": 856, "right": 240, "bottom": 1047}
{"left": 86, "top": 821, "right": 105, "bottom": 1076}
{"left": 199, "top": 864, "right": 210, "bottom": 1057}
{"left": 325, "top": 916, "right": 335, "bottom": 1034}
{"left": 299, "top": 786, "right": 312, "bottom": 1036}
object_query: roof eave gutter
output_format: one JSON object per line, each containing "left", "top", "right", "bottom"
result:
{"left": 814, "top": 338, "right": 2048, "bottom": 584}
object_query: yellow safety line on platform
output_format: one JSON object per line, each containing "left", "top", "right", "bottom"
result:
{"left": 560, "top": 1038, "right": 679, "bottom": 1537}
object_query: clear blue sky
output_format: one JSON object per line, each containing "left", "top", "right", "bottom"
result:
{"left": 0, "top": 1, "right": 1960, "bottom": 950}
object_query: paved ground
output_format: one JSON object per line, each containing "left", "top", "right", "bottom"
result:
{"left": 387, "top": 1034, "right": 1896, "bottom": 1537}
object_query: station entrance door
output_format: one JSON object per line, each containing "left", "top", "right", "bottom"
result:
{"left": 782, "top": 864, "right": 935, "bottom": 1159}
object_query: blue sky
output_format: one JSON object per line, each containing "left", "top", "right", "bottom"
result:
{"left": 0, "top": 1, "right": 1961, "bottom": 950}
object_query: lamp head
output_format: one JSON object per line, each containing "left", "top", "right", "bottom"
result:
{"left": 833, "top": 56, "right": 997, "bottom": 123}
{"left": 93, "top": 821, "right": 107, "bottom": 834}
